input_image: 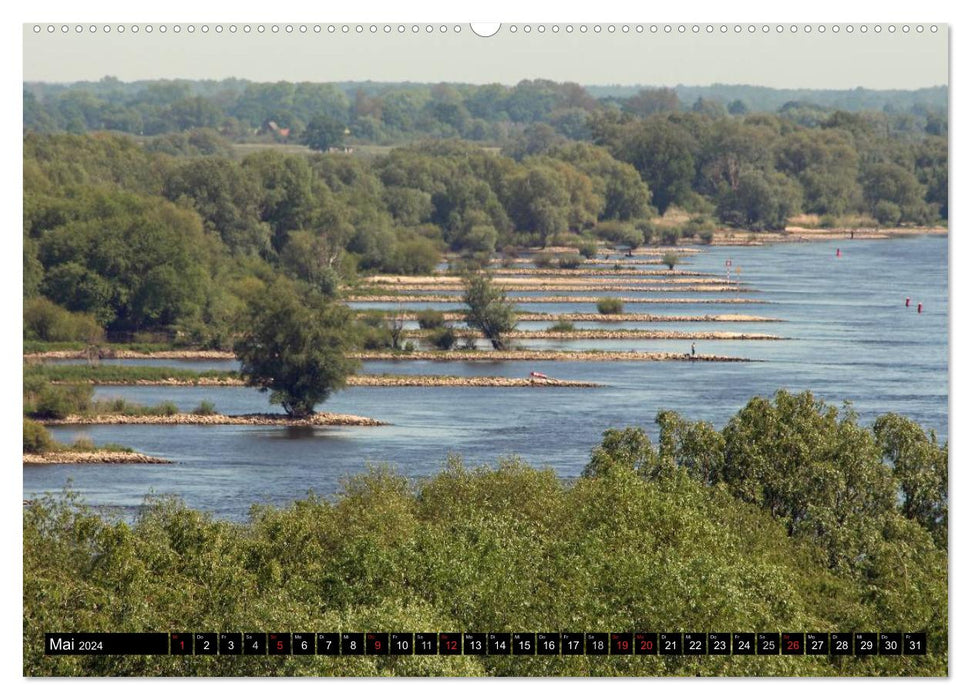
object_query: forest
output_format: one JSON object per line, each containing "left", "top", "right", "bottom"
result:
{"left": 23, "top": 78, "right": 947, "bottom": 348}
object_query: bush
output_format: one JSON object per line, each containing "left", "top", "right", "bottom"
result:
{"left": 23, "top": 298, "right": 104, "bottom": 343}
{"left": 597, "top": 297, "right": 624, "bottom": 315}
{"left": 23, "top": 420, "right": 54, "bottom": 453}
{"left": 594, "top": 221, "right": 643, "bottom": 249}
{"left": 356, "top": 311, "right": 395, "bottom": 350}
{"left": 631, "top": 219, "right": 657, "bottom": 246}
{"left": 873, "top": 201, "right": 903, "bottom": 226}
{"left": 683, "top": 218, "right": 716, "bottom": 243}
{"left": 29, "top": 384, "right": 94, "bottom": 420}
{"left": 533, "top": 252, "right": 556, "bottom": 269}
{"left": 429, "top": 326, "right": 457, "bottom": 351}
{"left": 460, "top": 332, "right": 479, "bottom": 350}
{"left": 416, "top": 309, "right": 446, "bottom": 330}
{"left": 548, "top": 320, "right": 576, "bottom": 332}
{"left": 551, "top": 232, "right": 583, "bottom": 248}
{"left": 577, "top": 241, "right": 598, "bottom": 259}
{"left": 192, "top": 400, "right": 217, "bottom": 416}
{"left": 662, "top": 252, "right": 681, "bottom": 270}
{"left": 660, "top": 228, "right": 681, "bottom": 245}
{"left": 387, "top": 238, "right": 441, "bottom": 275}
{"left": 70, "top": 437, "right": 96, "bottom": 452}
{"left": 557, "top": 254, "right": 583, "bottom": 269}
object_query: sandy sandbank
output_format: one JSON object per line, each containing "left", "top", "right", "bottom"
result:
{"left": 347, "top": 295, "right": 766, "bottom": 304}
{"left": 364, "top": 274, "right": 731, "bottom": 285}
{"left": 51, "top": 375, "right": 602, "bottom": 388}
{"left": 352, "top": 350, "right": 751, "bottom": 362}
{"left": 38, "top": 412, "right": 386, "bottom": 427}
{"left": 392, "top": 312, "right": 782, "bottom": 323}
{"left": 24, "top": 451, "right": 172, "bottom": 465}
{"left": 364, "top": 283, "right": 743, "bottom": 293}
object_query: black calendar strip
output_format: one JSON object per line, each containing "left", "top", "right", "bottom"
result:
{"left": 45, "top": 632, "right": 927, "bottom": 657}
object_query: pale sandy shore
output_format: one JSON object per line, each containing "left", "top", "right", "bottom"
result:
{"left": 711, "top": 226, "right": 947, "bottom": 246}
{"left": 364, "top": 283, "right": 743, "bottom": 293}
{"left": 365, "top": 274, "right": 732, "bottom": 285}
{"left": 392, "top": 312, "right": 782, "bottom": 323}
{"left": 404, "top": 329, "right": 782, "bottom": 340}
{"left": 490, "top": 257, "right": 668, "bottom": 266}
{"left": 347, "top": 295, "right": 766, "bottom": 304}
{"left": 532, "top": 246, "right": 702, "bottom": 255}
{"left": 51, "top": 375, "right": 602, "bottom": 388}
{"left": 445, "top": 268, "right": 711, "bottom": 277}
{"left": 38, "top": 412, "right": 386, "bottom": 427}
{"left": 24, "top": 451, "right": 172, "bottom": 465}
{"left": 352, "top": 351, "right": 751, "bottom": 362}
{"left": 349, "top": 375, "right": 601, "bottom": 387}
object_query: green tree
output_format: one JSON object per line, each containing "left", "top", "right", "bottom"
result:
{"left": 716, "top": 169, "right": 802, "bottom": 230}
{"left": 163, "top": 156, "right": 271, "bottom": 256}
{"left": 583, "top": 427, "right": 661, "bottom": 478}
{"left": 234, "top": 280, "right": 359, "bottom": 418}
{"left": 302, "top": 114, "right": 346, "bottom": 152}
{"left": 604, "top": 117, "right": 696, "bottom": 214}
{"left": 462, "top": 273, "right": 517, "bottom": 350}
{"left": 873, "top": 413, "right": 948, "bottom": 547}
{"left": 861, "top": 163, "right": 925, "bottom": 222}
{"left": 721, "top": 391, "right": 897, "bottom": 570}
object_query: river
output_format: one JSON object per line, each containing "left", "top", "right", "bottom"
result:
{"left": 24, "top": 235, "right": 948, "bottom": 520}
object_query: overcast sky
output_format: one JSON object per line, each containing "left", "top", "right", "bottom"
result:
{"left": 23, "top": 23, "right": 947, "bottom": 89}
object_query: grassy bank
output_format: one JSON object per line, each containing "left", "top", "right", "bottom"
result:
{"left": 25, "top": 364, "right": 240, "bottom": 385}
{"left": 23, "top": 418, "right": 165, "bottom": 464}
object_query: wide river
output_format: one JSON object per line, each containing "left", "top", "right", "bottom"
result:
{"left": 24, "top": 235, "right": 949, "bottom": 520}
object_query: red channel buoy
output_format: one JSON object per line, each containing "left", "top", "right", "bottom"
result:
{"left": 917, "top": 303, "right": 923, "bottom": 314}
{"left": 905, "top": 297, "right": 911, "bottom": 307}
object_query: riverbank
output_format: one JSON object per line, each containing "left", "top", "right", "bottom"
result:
{"left": 25, "top": 349, "right": 237, "bottom": 361}
{"left": 346, "top": 295, "right": 767, "bottom": 304}
{"left": 362, "top": 283, "right": 744, "bottom": 293}
{"left": 711, "top": 226, "right": 947, "bottom": 246}
{"left": 405, "top": 329, "right": 783, "bottom": 341}
{"left": 392, "top": 312, "right": 783, "bottom": 323}
{"left": 26, "top": 349, "right": 752, "bottom": 363}
{"left": 440, "top": 268, "right": 711, "bottom": 277}
{"left": 24, "top": 451, "right": 172, "bottom": 465}
{"left": 364, "top": 274, "right": 736, "bottom": 286}
{"left": 41, "top": 374, "right": 602, "bottom": 388}
{"left": 37, "top": 412, "right": 387, "bottom": 427}
{"left": 351, "top": 350, "right": 751, "bottom": 362}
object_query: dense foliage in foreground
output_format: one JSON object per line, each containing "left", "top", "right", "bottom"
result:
{"left": 23, "top": 391, "right": 946, "bottom": 676}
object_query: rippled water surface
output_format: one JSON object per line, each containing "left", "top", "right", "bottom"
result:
{"left": 25, "top": 236, "right": 948, "bottom": 519}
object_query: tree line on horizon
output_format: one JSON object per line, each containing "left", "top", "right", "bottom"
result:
{"left": 24, "top": 78, "right": 947, "bottom": 141}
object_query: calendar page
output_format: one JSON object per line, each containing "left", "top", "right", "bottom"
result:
{"left": 21, "top": 17, "right": 948, "bottom": 679}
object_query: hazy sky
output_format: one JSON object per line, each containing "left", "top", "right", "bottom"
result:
{"left": 23, "top": 22, "right": 948, "bottom": 88}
